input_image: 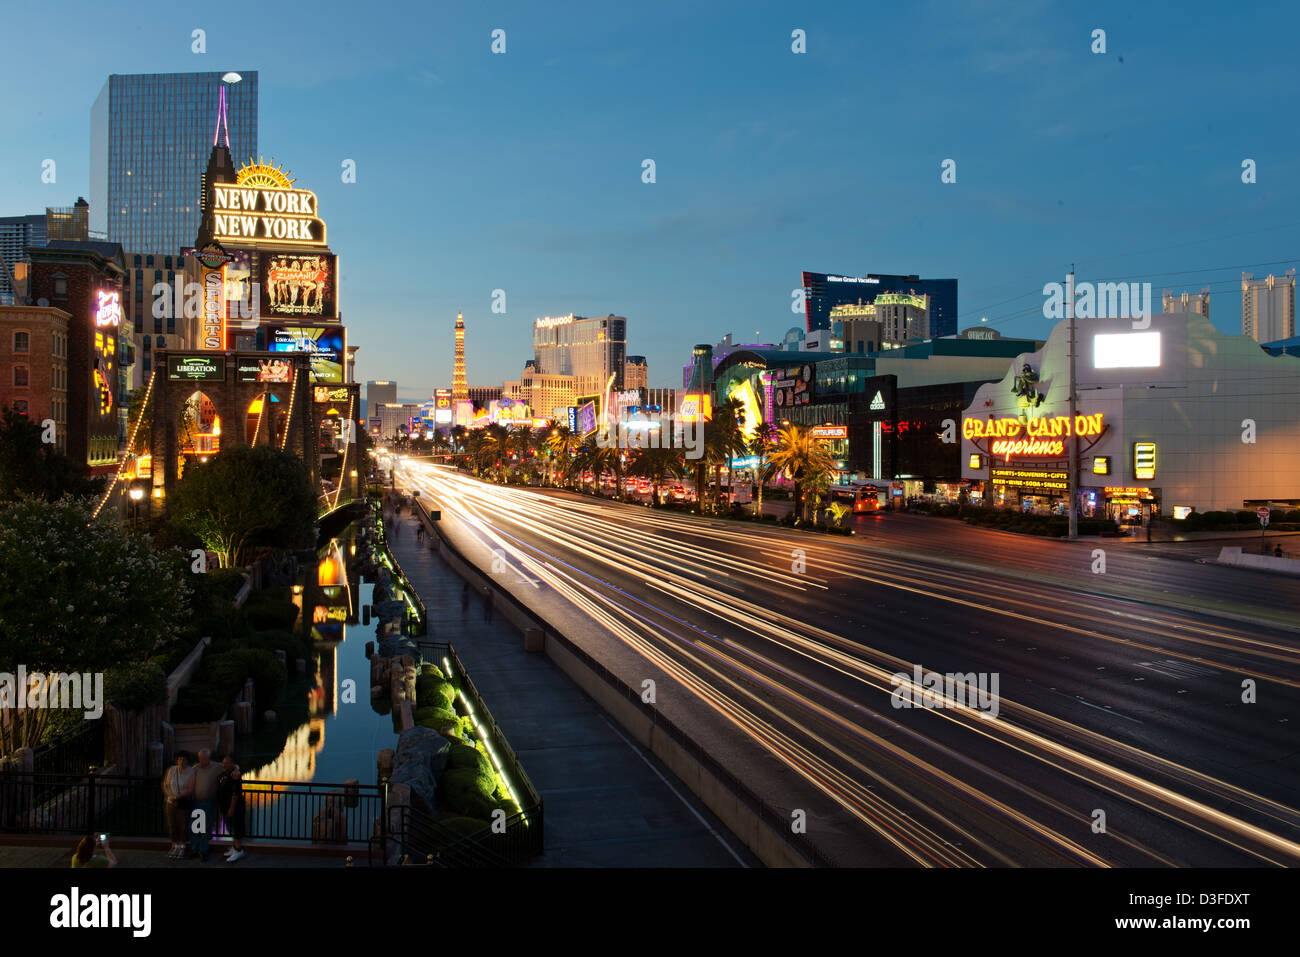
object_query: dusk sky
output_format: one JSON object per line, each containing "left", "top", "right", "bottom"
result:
{"left": 3, "top": 0, "right": 1299, "bottom": 400}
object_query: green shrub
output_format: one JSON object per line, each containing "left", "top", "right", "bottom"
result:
{"left": 104, "top": 662, "right": 168, "bottom": 711}
{"left": 415, "top": 675, "right": 455, "bottom": 712}
{"left": 201, "top": 648, "right": 287, "bottom": 712}
{"left": 447, "top": 741, "right": 493, "bottom": 775}
{"left": 419, "top": 663, "right": 445, "bottom": 679}
{"left": 244, "top": 597, "right": 299, "bottom": 632}
{"left": 171, "top": 683, "right": 231, "bottom": 722}
{"left": 415, "top": 707, "right": 463, "bottom": 736}
{"left": 251, "top": 629, "right": 309, "bottom": 662}
{"left": 438, "top": 766, "right": 500, "bottom": 819}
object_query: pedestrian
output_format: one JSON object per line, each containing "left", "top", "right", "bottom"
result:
{"left": 70, "top": 834, "right": 117, "bottom": 869}
{"left": 189, "top": 749, "right": 223, "bottom": 862}
{"left": 163, "top": 751, "right": 195, "bottom": 859}
{"left": 218, "top": 755, "right": 246, "bottom": 862}
{"left": 1275, "top": 544, "right": 1284, "bottom": 558}
{"left": 416, "top": 522, "right": 424, "bottom": 542}
{"left": 461, "top": 582, "right": 470, "bottom": 614}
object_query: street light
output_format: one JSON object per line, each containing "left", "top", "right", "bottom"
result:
{"left": 129, "top": 486, "right": 144, "bottom": 529}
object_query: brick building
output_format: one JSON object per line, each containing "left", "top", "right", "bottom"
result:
{"left": 23, "top": 241, "right": 128, "bottom": 473}
{"left": 0, "top": 305, "right": 70, "bottom": 452}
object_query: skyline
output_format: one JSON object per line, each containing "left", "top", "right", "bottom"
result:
{"left": 3, "top": 1, "right": 1300, "bottom": 396}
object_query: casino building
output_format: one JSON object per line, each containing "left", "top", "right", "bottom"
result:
{"left": 136, "top": 83, "right": 359, "bottom": 506}
{"left": 960, "top": 312, "right": 1300, "bottom": 522}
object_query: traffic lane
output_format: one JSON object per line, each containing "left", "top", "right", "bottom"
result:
{"left": 449, "top": 486, "right": 1300, "bottom": 858}
{"left": 407, "top": 474, "right": 921, "bottom": 865}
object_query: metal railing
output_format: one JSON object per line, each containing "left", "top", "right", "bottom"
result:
{"left": 375, "top": 503, "right": 427, "bottom": 636}
{"left": 29, "top": 721, "right": 105, "bottom": 779}
{"left": 0, "top": 771, "right": 385, "bottom": 847}
{"left": 429, "top": 517, "right": 835, "bottom": 867}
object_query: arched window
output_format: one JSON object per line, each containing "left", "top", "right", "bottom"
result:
{"left": 13, "top": 331, "right": 29, "bottom": 352}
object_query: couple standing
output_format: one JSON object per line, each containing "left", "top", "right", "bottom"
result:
{"left": 163, "top": 749, "right": 246, "bottom": 862}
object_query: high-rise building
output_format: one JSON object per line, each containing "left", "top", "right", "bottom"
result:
{"left": 124, "top": 252, "right": 188, "bottom": 390}
{"left": 367, "top": 380, "right": 397, "bottom": 408}
{"left": 625, "top": 355, "right": 648, "bottom": 392}
{"left": 91, "top": 71, "right": 258, "bottom": 254}
{"left": 1241, "top": 272, "right": 1295, "bottom": 343}
{"left": 532, "top": 314, "right": 626, "bottom": 390}
{"left": 452, "top": 313, "right": 467, "bottom": 402}
{"left": 802, "top": 270, "right": 958, "bottom": 337}
{"left": 0, "top": 214, "right": 47, "bottom": 302}
{"left": 468, "top": 386, "right": 502, "bottom": 407}
{"left": 1162, "top": 288, "right": 1210, "bottom": 322}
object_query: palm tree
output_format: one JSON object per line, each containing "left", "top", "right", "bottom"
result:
{"left": 750, "top": 419, "right": 778, "bottom": 518}
{"left": 545, "top": 426, "right": 574, "bottom": 486}
{"left": 629, "top": 446, "right": 684, "bottom": 505}
{"left": 482, "top": 423, "right": 510, "bottom": 480}
{"left": 767, "top": 424, "right": 835, "bottom": 523}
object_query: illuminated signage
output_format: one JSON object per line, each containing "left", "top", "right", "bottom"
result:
{"left": 969, "top": 453, "right": 984, "bottom": 469}
{"left": 869, "top": 390, "right": 886, "bottom": 411}
{"left": 1093, "top": 456, "right": 1110, "bottom": 475}
{"left": 534, "top": 314, "right": 575, "bottom": 329}
{"left": 1173, "top": 506, "right": 1193, "bottom": 520}
{"left": 677, "top": 393, "right": 712, "bottom": 422}
{"left": 990, "top": 467, "right": 1069, "bottom": 492}
{"left": 266, "top": 325, "right": 345, "bottom": 383}
{"left": 236, "top": 357, "right": 293, "bottom": 383}
{"left": 965, "top": 413, "right": 1104, "bottom": 461}
{"left": 811, "top": 425, "right": 848, "bottom": 440}
{"left": 169, "top": 355, "right": 225, "bottom": 381}
{"left": 94, "top": 290, "right": 121, "bottom": 328}
{"left": 260, "top": 252, "right": 335, "bottom": 319}
{"left": 201, "top": 265, "right": 225, "bottom": 350}
{"left": 1104, "top": 487, "right": 1153, "bottom": 497}
{"left": 1133, "top": 442, "right": 1157, "bottom": 480}
{"left": 1094, "top": 332, "right": 1161, "bottom": 369}
{"left": 826, "top": 276, "right": 880, "bottom": 284}
{"left": 314, "top": 385, "right": 350, "bottom": 403}
{"left": 576, "top": 402, "right": 598, "bottom": 437}
{"left": 212, "top": 184, "right": 326, "bottom": 245}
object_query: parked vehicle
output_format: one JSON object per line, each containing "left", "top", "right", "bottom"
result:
{"left": 830, "top": 484, "right": 881, "bottom": 514}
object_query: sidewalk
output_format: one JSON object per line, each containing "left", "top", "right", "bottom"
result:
{"left": 387, "top": 510, "right": 753, "bottom": 868}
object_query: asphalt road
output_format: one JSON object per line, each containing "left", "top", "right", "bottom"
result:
{"left": 397, "top": 461, "right": 1300, "bottom": 867}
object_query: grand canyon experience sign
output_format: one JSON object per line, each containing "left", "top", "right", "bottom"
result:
{"left": 964, "top": 413, "right": 1105, "bottom": 462}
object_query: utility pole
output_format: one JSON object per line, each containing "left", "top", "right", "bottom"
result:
{"left": 1067, "top": 266, "right": 1078, "bottom": 541}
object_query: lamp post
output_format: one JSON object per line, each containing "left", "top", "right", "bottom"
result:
{"left": 129, "top": 486, "right": 144, "bottom": 529}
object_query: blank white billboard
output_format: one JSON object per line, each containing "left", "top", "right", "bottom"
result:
{"left": 1093, "top": 331, "right": 1161, "bottom": 369}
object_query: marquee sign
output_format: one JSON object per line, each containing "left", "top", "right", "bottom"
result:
{"left": 260, "top": 253, "right": 335, "bottom": 318}
{"left": 93, "top": 291, "right": 120, "bottom": 420}
{"left": 811, "top": 425, "right": 848, "bottom": 439}
{"left": 965, "top": 413, "right": 1105, "bottom": 462}
{"left": 314, "top": 385, "right": 351, "bottom": 403}
{"left": 990, "top": 467, "right": 1068, "bottom": 492}
{"left": 211, "top": 184, "right": 326, "bottom": 245}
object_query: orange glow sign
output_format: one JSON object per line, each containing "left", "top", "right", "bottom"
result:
{"left": 678, "top": 394, "right": 712, "bottom": 422}
{"left": 810, "top": 425, "right": 848, "bottom": 440}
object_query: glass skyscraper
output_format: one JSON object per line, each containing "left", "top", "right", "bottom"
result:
{"left": 802, "top": 270, "right": 959, "bottom": 338}
{"left": 91, "top": 71, "right": 258, "bottom": 255}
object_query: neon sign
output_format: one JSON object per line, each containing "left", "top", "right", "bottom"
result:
{"left": 94, "top": 290, "right": 121, "bottom": 328}
{"left": 201, "top": 267, "right": 224, "bottom": 350}
{"left": 963, "top": 413, "right": 1104, "bottom": 441}
{"left": 810, "top": 425, "right": 847, "bottom": 439}
{"left": 212, "top": 185, "right": 326, "bottom": 244}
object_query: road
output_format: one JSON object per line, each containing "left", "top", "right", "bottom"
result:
{"left": 397, "top": 460, "right": 1300, "bottom": 867}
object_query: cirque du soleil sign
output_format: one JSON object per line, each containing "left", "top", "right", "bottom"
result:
{"left": 964, "top": 413, "right": 1105, "bottom": 461}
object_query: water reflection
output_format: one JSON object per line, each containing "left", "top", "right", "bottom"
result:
{"left": 241, "top": 521, "right": 397, "bottom": 787}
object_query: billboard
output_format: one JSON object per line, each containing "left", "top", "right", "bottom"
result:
{"left": 169, "top": 355, "right": 225, "bottom": 381}
{"left": 677, "top": 393, "right": 712, "bottom": 422}
{"left": 235, "top": 356, "right": 294, "bottom": 383}
{"left": 259, "top": 252, "right": 336, "bottom": 320}
{"left": 576, "top": 401, "right": 598, "bottom": 437}
{"left": 265, "top": 325, "right": 345, "bottom": 382}
{"left": 92, "top": 289, "right": 121, "bottom": 423}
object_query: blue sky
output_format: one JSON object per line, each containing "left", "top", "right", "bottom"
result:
{"left": 3, "top": 0, "right": 1299, "bottom": 400}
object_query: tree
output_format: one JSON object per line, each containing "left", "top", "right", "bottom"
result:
{"left": 0, "top": 406, "right": 104, "bottom": 503}
{"left": 629, "top": 446, "right": 684, "bottom": 505}
{"left": 169, "top": 444, "right": 315, "bottom": 568}
{"left": 767, "top": 425, "right": 835, "bottom": 523}
{"left": 0, "top": 496, "right": 190, "bottom": 753}
{"left": 710, "top": 396, "right": 748, "bottom": 510}
{"left": 749, "top": 420, "right": 778, "bottom": 518}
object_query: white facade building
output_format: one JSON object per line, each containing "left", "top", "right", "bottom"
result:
{"left": 961, "top": 312, "right": 1300, "bottom": 518}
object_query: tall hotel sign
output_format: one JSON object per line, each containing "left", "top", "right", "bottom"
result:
{"left": 196, "top": 243, "right": 233, "bottom": 350}
{"left": 211, "top": 185, "right": 327, "bottom": 245}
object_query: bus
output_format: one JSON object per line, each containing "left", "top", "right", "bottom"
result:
{"left": 830, "top": 484, "right": 882, "bottom": 514}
